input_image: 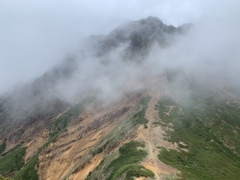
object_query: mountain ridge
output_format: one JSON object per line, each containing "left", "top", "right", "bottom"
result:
{"left": 0, "top": 16, "right": 240, "bottom": 180}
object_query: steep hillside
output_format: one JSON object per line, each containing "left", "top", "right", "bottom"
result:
{"left": 0, "top": 17, "right": 240, "bottom": 180}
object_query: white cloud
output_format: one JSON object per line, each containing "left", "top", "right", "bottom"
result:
{"left": 0, "top": 0, "right": 240, "bottom": 93}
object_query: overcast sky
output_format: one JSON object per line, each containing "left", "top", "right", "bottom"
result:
{"left": 0, "top": 0, "right": 239, "bottom": 94}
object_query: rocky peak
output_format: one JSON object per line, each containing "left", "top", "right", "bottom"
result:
{"left": 91, "top": 16, "right": 180, "bottom": 57}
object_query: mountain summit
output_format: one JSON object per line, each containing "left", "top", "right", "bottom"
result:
{"left": 89, "top": 16, "right": 183, "bottom": 58}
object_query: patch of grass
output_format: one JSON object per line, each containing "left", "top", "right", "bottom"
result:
{"left": 113, "top": 164, "right": 154, "bottom": 180}
{"left": 133, "top": 109, "right": 148, "bottom": 125}
{"left": 162, "top": 174, "right": 179, "bottom": 180}
{"left": 86, "top": 151, "right": 120, "bottom": 180}
{"left": 157, "top": 96, "right": 240, "bottom": 180}
{"left": 0, "top": 145, "right": 26, "bottom": 177}
{"left": 1, "top": 142, "right": 24, "bottom": 157}
{"left": 0, "top": 139, "right": 6, "bottom": 155}
{"left": 15, "top": 125, "right": 65, "bottom": 180}
{"left": 139, "top": 96, "right": 151, "bottom": 108}
{"left": 14, "top": 154, "right": 38, "bottom": 180}
{"left": 14, "top": 131, "right": 63, "bottom": 180}
{"left": 132, "top": 96, "right": 150, "bottom": 127}
{"left": 0, "top": 175, "right": 12, "bottom": 180}
{"left": 106, "top": 141, "right": 154, "bottom": 180}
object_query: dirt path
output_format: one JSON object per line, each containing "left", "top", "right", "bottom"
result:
{"left": 135, "top": 93, "right": 178, "bottom": 180}
{"left": 144, "top": 96, "right": 161, "bottom": 180}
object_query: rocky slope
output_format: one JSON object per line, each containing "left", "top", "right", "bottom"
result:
{"left": 0, "top": 17, "right": 240, "bottom": 180}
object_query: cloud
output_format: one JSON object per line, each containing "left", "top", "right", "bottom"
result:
{"left": 1, "top": 0, "right": 240, "bottom": 94}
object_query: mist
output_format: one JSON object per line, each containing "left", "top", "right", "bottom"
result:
{"left": 0, "top": 0, "right": 207, "bottom": 94}
{"left": 1, "top": 0, "right": 240, "bottom": 107}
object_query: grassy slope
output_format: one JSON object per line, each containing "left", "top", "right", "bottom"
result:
{"left": 106, "top": 141, "right": 154, "bottom": 180}
{"left": 0, "top": 145, "right": 26, "bottom": 177}
{"left": 157, "top": 95, "right": 240, "bottom": 180}
{"left": 0, "top": 140, "right": 6, "bottom": 155}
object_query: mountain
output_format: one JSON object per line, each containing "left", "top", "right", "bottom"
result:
{"left": 0, "top": 17, "right": 240, "bottom": 180}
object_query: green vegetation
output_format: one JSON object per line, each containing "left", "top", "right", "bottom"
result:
{"left": 132, "top": 96, "right": 150, "bottom": 127}
{"left": 14, "top": 121, "right": 73, "bottom": 180}
{"left": 14, "top": 154, "right": 38, "bottom": 180}
{"left": 1, "top": 142, "right": 24, "bottom": 157}
{"left": 14, "top": 121, "right": 69, "bottom": 180}
{"left": 132, "top": 109, "right": 148, "bottom": 126}
{"left": 162, "top": 174, "right": 180, "bottom": 180}
{"left": 0, "top": 145, "right": 26, "bottom": 177}
{"left": 157, "top": 96, "right": 240, "bottom": 180}
{"left": 86, "top": 151, "right": 120, "bottom": 180}
{"left": 106, "top": 141, "right": 154, "bottom": 180}
{"left": 0, "top": 139, "right": 6, "bottom": 155}
{"left": 0, "top": 175, "right": 12, "bottom": 180}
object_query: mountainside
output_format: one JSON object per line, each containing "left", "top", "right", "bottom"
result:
{"left": 0, "top": 17, "right": 240, "bottom": 180}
